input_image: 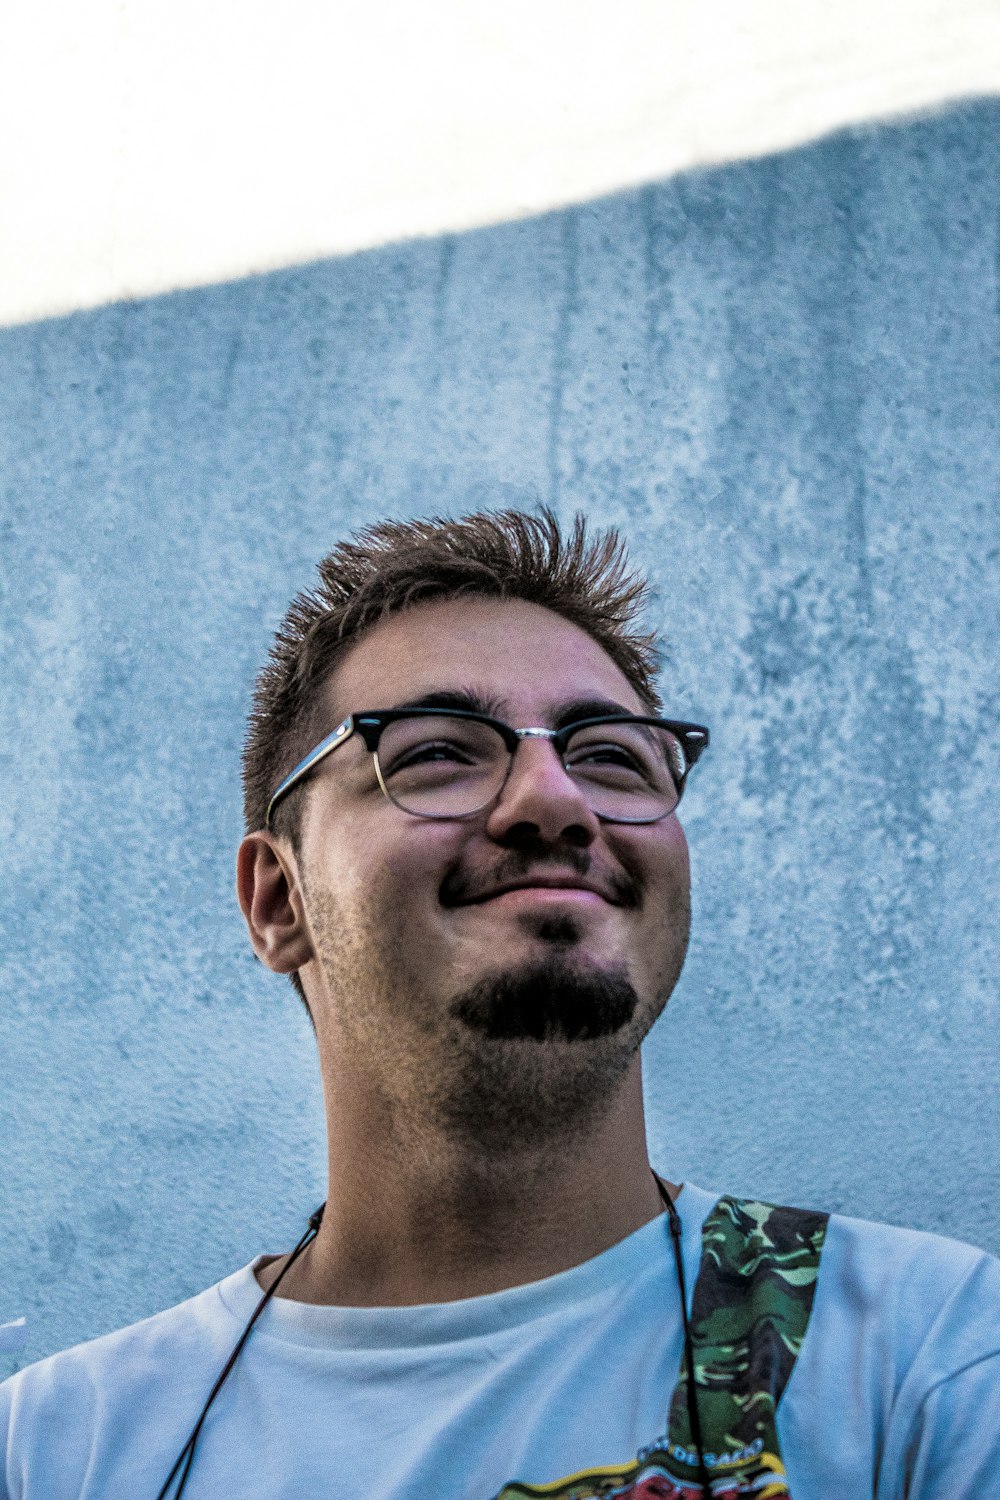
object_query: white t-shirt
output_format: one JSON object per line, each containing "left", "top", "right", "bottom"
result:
{"left": 3, "top": 1183, "right": 1000, "bottom": 1499}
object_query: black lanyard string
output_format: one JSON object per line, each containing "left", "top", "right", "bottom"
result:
{"left": 157, "top": 1181, "right": 708, "bottom": 1498}
{"left": 155, "top": 1206, "right": 324, "bottom": 1500}
{"left": 653, "top": 1174, "right": 711, "bottom": 1495}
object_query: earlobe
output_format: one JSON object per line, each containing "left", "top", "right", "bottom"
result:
{"left": 236, "top": 833, "right": 315, "bottom": 974}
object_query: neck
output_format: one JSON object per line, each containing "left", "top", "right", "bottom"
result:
{"left": 259, "top": 1058, "right": 674, "bottom": 1306}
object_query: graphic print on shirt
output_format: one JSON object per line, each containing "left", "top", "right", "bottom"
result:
{"left": 491, "top": 1197, "right": 830, "bottom": 1499}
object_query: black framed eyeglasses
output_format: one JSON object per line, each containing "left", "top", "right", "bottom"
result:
{"left": 265, "top": 708, "right": 709, "bottom": 830}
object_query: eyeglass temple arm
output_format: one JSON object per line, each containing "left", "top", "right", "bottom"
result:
{"left": 265, "top": 716, "right": 355, "bottom": 828}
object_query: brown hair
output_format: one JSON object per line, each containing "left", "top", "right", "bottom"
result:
{"left": 243, "top": 507, "right": 662, "bottom": 845}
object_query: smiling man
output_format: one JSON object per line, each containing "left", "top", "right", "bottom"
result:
{"left": 3, "top": 509, "right": 1000, "bottom": 1500}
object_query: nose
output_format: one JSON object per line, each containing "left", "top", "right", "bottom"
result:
{"left": 483, "top": 738, "right": 602, "bottom": 848}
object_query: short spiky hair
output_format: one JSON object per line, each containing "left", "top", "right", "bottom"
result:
{"left": 242, "top": 507, "right": 662, "bottom": 841}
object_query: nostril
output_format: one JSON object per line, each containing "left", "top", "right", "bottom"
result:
{"left": 496, "top": 821, "right": 545, "bottom": 850}
{"left": 494, "top": 820, "right": 595, "bottom": 854}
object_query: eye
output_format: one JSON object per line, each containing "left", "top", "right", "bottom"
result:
{"left": 569, "top": 742, "right": 644, "bottom": 769}
{"left": 564, "top": 724, "right": 679, "bottom": 792}
{"left": 386, "top": 738, "right": 476, "bottom": 773}
{"left": 566, "top": 741, "right": 650, "bottom": 783}
{"left": 377, "top": 715, "right": 506, "bottom": 788}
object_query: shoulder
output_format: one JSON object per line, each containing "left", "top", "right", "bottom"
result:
{"left": 818, "top": 1204, "right": 1000, "bottom": 1370}
{"left": 699, "top": 1188, "right": 999, "bottom": 1305}
{"left": 4, "top": 1275, "right": 229, "bottom": 1406}
{"left": 821, "top": 1202, "right": 1000, "bottom": 1308}
{"left": 722, "top": 1191, "right": 1000, "bottom": 1382}
{"left": 774, "top": 1204, "right": 1000, "bottom": 1485}
{"left": 1, "top": 1267, "right": 255, "bottom": 1497}
{"left": 692, "top": 1189, "right": 1000, "bottom": 1374}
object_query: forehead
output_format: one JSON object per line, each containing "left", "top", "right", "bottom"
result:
{"left": 324, "top": 596, "right": 648, "bottom": 720}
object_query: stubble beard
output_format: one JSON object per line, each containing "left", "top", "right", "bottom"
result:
{"left": 305, "top": 879, "right": 691, "bottom": 1156}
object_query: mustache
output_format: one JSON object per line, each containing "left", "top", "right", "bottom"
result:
{"left": 438, "top": 850, "right": 641, "bottom": 910}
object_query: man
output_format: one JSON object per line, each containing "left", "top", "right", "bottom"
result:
{"left": 2, "top": 508, "right": 999, "bottom": 1498}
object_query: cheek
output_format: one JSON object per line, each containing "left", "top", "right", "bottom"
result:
{"left": 666, "top": 820, "right": 691, "bottom": 888}
{"left": 657, "top": 824, "right": 691, "bottom": 926}
{"left": 313, "top": 814, "right": 468, "bottom": 903}
{"left": 615, "top": 817, "right": 690, "bottom": 898}
{"left": 628, "top": 822, "right": 691, "bottom": 956}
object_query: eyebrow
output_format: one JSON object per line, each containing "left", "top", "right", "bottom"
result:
{"left": 386, "top": 689, "right": 639, "bottom": 727}
{"left": 551, "top": 697, "right": 640, "bottom": 728}
{"left": 387, "top": 688, "right": 505, "bottom": 718}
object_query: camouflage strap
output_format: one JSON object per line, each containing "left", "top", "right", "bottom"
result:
{"left": 656, "top": 1196, "right": 830, "bottom": 1495}
{"left": 494, "top": 1196, "right": 829, "bottom": 1499}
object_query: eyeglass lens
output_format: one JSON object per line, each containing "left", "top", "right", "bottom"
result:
{"left": 373, "top": 715, "right": 684, "bottom": 822}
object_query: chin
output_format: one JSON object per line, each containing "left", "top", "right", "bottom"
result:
{"left": 432, "top": 955, "right": 656, "bottom": 1150}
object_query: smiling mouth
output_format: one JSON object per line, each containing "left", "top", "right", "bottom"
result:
{"left": 441, "top": 868, "right": 638, "bottom": 909}
{"left": 462, "top": 883, "right": 613, "bottom": 905}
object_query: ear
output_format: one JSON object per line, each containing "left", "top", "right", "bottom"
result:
{"left": 236, "top": 832, "right": 315, "bottom": 974}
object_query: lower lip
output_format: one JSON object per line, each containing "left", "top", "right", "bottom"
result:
{"left": 468, "top": 888, "right": 608, "bottom": 909}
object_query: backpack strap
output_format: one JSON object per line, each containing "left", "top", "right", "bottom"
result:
{"left": 658, "top": 1195, "right": 830, "bottom": 1494}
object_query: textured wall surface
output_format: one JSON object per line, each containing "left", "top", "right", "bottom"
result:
{"left": 1, "top": 99, "right": 998, "bottom": 1370}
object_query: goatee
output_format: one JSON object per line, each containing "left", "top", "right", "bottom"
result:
{"left": 451, "top": 954, "right": 638, "bottom": 1042}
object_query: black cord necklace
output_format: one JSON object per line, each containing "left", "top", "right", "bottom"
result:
{"left": 654, "top": 1175, "right": 711, "bottom": 1495}
{"left": 156, "top": 1177, "right": 708, "bottom": 1498}
{"left": 154, "top": 1207, "right": 323, "bottom": 1500}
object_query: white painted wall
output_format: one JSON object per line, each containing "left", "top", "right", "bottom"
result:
{"left": 3, "top": 0, "right": 999, "bottom": 323}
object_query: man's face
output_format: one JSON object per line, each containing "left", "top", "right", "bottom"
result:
{"left": 289, "top": 596, "right": 691, "bottom": 1144}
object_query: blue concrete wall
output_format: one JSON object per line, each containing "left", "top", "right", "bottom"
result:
{"left": 1, "top": 98, "right": 998, "bottom": 1371}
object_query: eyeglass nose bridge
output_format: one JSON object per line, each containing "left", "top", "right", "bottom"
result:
{"left": 512, "top": 726, "right": 560, "bottom": 742}
{"left": 487, "top": 724, "right": 592, "bottom": 814}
